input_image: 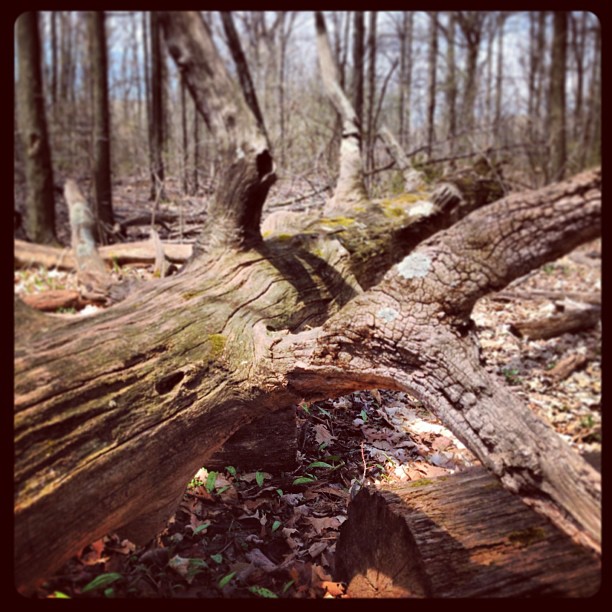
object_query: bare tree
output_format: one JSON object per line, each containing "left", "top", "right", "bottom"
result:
{"left": 149, "top": 11, "right": 166, "bottom": 201}
{"left": 426, "top": 12, "right": 438, "bottom": 159}
{"left": 397, "top": 11, "right": 413, "bottom": 148}
{"left": 352, "top": 12, "right": 365, "bottom": 130}
{"left": 315, "top": 11, "right": 368, "bottom": 212}
{"left": 16, "top": 11, "right": 57, "bottom": 245}
{"left": 89, "top": 11, "right": 114, "bottom": 242}
{"left": 547, "top": 11, "right": 568, "bottom": 182}
{"left": 442, "top": 12, "right": 457, "bottom": 160}
{"left": 457, "top": 12, "right": 487, "bottom": 134}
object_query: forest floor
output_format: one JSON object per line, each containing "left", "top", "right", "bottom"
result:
{"left": 15, "top": 176, "right": 602, "bottom": 599}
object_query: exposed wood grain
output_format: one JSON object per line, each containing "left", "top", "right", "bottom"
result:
{"left": 336, "top": 467, "right": 601, "bottom": 597}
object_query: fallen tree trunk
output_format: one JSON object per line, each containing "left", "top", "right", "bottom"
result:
{"left": 13, "top": 11, "right": 601, "bottom": 594}
{"left": 510, "top": 303, "right": 601, "bottom": 340}
{"left": 14, "top": 238, "right": 192, "bottom": 270}
{"left": 14, "top": 167, "right": 601, "bottom": 592}
{"left": 335, "top": 467, "right": 600, "bottom": 597}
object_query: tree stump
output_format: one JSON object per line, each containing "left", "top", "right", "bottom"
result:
{"left": 335, "top": 467, "right": 600, "bottom": 597}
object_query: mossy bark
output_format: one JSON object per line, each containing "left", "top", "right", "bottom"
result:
{"left": 14, "top": 169, "right": 601, "bottom": 592}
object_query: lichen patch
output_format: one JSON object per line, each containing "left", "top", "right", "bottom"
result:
{"left": 397, "top": 253, "right": 432, "bottom": 279}
{"left": 377, "top": 307, "right": 399, "bottom": 322}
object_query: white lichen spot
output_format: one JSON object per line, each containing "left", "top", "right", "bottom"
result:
{"left": 408, "top": 200, "right": 435, "bottom": 218}
{"left": 377, "top": 307, "right": 399, "bottom": 323}
{"left": 108, "top": 399, "right": 117, "bottom": 408}
{"left": 236, "top": 146, "right": 245, "bottom": 160}
{"left": 397, "top": 252, "right": 432, "bottom": 279}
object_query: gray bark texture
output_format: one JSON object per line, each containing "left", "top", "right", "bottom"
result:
{"left": 14, "top": 11, "right": 601, "bottom": 595}
{"left": 16, "top": 11, "right": 57, "bottom": 245}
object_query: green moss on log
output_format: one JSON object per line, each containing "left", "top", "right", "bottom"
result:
{"left": 207, "top": 334, "right": 226, "bottom": 359}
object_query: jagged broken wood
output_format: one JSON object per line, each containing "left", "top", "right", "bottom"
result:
{"left": 335, "top": 467, "right": 600, "bottom": 597}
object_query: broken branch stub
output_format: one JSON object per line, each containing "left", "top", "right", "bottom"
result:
{"left": 159, "top": 11, "right": 276, "bottom": 253}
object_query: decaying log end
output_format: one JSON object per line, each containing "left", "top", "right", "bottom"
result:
{"left": 335, "top": 467, "right": 601, "bottom": 598}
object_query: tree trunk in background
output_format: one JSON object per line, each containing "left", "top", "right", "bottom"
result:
{"left": 526, "top": 11, "right": 548, "bottom": 183}
{"left": 457, "top": 12, "right": 485, "bottom": 135}
{"left": 149, "top": 11, "right": 166, "bottom": 201}
{"left": 192, "top": 95, "right": 199, "bottom": 195}
{"left": 569, "top": 13, "right": 587, "bottom": 142}
{"left": 220, "top": 11, "right": 268, "bottom": 141}
{"left": 181, "top": 77, "right": 188, "bottom": 194}
{"left": 492, "top": 12, "right": 506, "bottom": 161}
{"left": 16, "top": 11, "right": 57, "bottom": 245}
{"left": 426, "top": 12, "right": 438, "bottom": 159}
{"left": 397, "top": 12, "right": 413, "bottom": 149}
{"left": 352, "top": 12, "right": 365, "bottom": 131}
{"left": 366, "top": 11, "right": 377, "bottom": 177}
{"left": 444, "top": 12, "right": 457, "bottom": 163}
{"left": 50, "top": 12, "right": 58, "bottom": 109}
{"left": 547, "top": 11, "right": 568, "bottom": 183}
{"left": 89, "top": 11, "right": 114, "bottom": 242}
{"left": 580, "top": 19, "right": 600, "bottom": 170}
{"left": 315, "top": 11, "right": 368, "bottom": 212}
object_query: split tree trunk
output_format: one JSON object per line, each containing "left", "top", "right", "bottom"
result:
{"left": 14, "top": 11, "right": 601, "bottom": 595}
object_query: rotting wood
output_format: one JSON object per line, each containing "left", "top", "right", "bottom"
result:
{"left": 335, "top": 467, "right": 601, "bottom": 598}
{"left": 205, "top": 405, "right": 297, "bottom": 473}
{"left": 14, "top": 238, "right": 192, "bottom": 270}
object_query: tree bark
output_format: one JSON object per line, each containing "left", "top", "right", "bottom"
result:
{"left": 159, "top": 11, "right": 275, "bottom": 252}
{"left": 149, "top": 11, "right": 166, "bottom": 201}
{"left": 443, "top": 12, "right": 457, "bottom": 162}
{"left": 547, "top": 11, "right": 568, "bottom": 182}
{"left": 89, "top": 11, "right": 115, "bottom": 241}
{"left": 16, "top": 11, "right": 57, "bottom": 245}
{"left": 315, "top": 11, "right": 368, "bottom": 213}
{"left": 351, "top": 12, "right": 364, "bottom": 131}
{"left": 336, "top": 467, "right": 600, "bottom": 597}
{"left": 14, "top": 12, "right": 602, "bottom": 594}
{"left": 425, "top": 12, "right": 438, "bottom": 159}
{"left": 14, "top": 166, "right": 601, "bottom": 593}
{"left": 220, "top": 11, "right": 268, "bottom": 141}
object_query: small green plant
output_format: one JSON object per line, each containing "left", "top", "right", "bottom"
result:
{"left": 210, "top": 553, "right": 223, "bottom": 564}
{"left": 271, "top": 520, "right": 282, "bottom": 533}
{"left": 307, "top": 461, "right": 333, "bottom": 470}
{"left": 360, "top": 409, "right": 368, "bottom": 422}
{"left": 193, "top": 522, "right": 210, "bottom": 535}
{"left": 293, "top": 475, "right": 316, "bottom": 485}
{"left": 218, "top": 571, "right": 236, "bottom": 588}
{"left": 255, "top": 471, "right": 265, "bottom": 487}
{"left": 225, "top": 465, "right": 237, "bottom": 478}
{"left": 248, "top": 585, "right": 279, "bottom": 598}
{"left": 81, "top": 573, "right": 123, "bottom": 594}
{"left": 205, "top": 471, "right": 218, "bottom": 493}
{"left": 502, "top": 367, "right": 521, "bottom": 385}
{"left": 56, "top": 307, "right": 77, "bottom": 315}
{"left": 317, "top": 406, "right": 332, "bottom": 418}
